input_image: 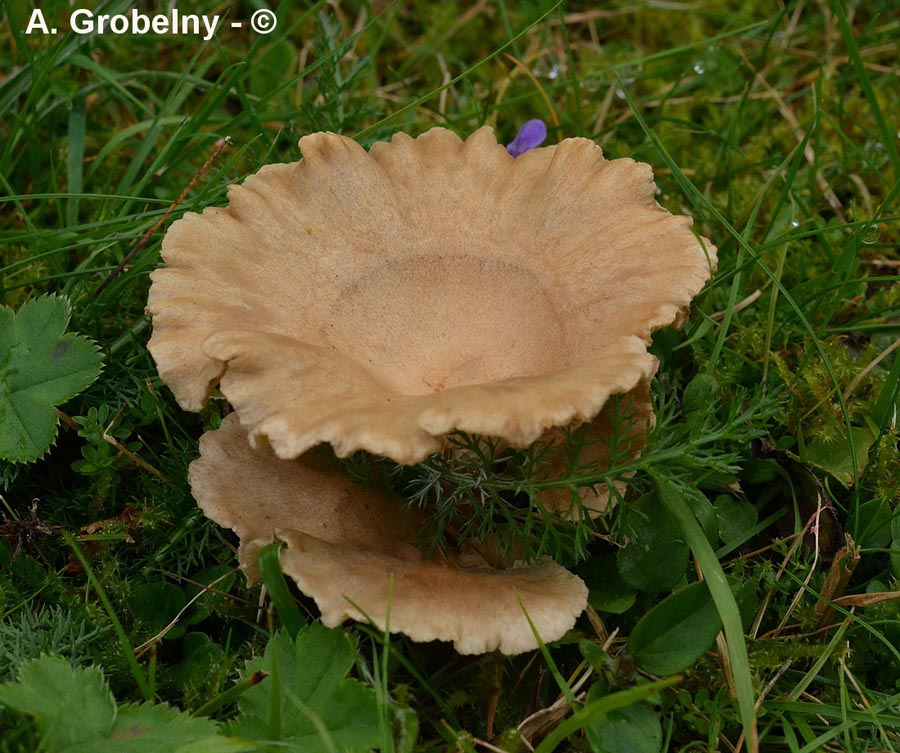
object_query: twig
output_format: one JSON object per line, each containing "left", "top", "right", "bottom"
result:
{"left": 93, "top": 137, "right": 230, "bottom": 299}
{"left": 711, "top": 289, "right": 763, "bottom": 321}
{"left": 134, "top": 568, "right": 236, "bottom": 657}
{"left": 843, "top": 338, "right": 900, "bottom": 403}
{"left": 102, "top": 406, "right": 168, "bottom": 481}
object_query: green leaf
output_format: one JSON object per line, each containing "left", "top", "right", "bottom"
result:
{"left": 0, "top": 296, "right": 103, "bottom": 463}
{"left": 66, "top": 702, "right": 219, "bottom": 752}
{"left": 579, "top": 641, "right": 608, "bottom": 673}
{"left": 226, "top": 625, "right": 380, "bottom": 753}
{"left": 174, "top": 739, "right": 259, "bottom": 753}
{"left": 184, "top": 566, "right": 237, "bottom": 626}
{"left": 249, "top": 39, "right": 296, "bottom": 100}
{"left": 585, "top": 685, "right": 661, "bottom": 753}
{"left": 629, "top": 581, "right": 722, "bottom": 676}
{"left": 802, "top": 426, "right": 876, "bottom": 487}
{"left": 257, "top": 543, "right": 305, "bottom": 639}
{"left": 683, "top": 373, "right": 719, "bottom": 433}
{"left": 534, "top": 677, "right": 679, "bottom": 753}
{"left": 891, "top": 540, "right": 900, "bottom": 581}
{"left": 713, "top": 495, "right": 757, "bottom": 546}
{"left": 742, "top": 458, "right": 782, "bottom": 484}
{"left": 0, "top": 657, "right": 225, "bottom": 753}
{"left": 170, "top": 633, "right": 225, "bottom": 692}
{"left": 617, "top": 493, "right": 689, "bottom": 594}
{"left": 393, "top": 706, "right": 419, "bottom": 753}
{"left": 0, "top": 656, "right": 115, "bottom": 748}
{"left": 652, "top": 477, "right": 756, "bottom": 740}
{"left": 684, "top": 487, "right": 719, "bottom": 546}
{"left": 580, "top": 550, "right": 636, "bottom": 614}
{"left": 855, "top": 497, "right": 892, "bottom": 549}
{"left": 129, "top": 581, "right": 187, "bottom": 637}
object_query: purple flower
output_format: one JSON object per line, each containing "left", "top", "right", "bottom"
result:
{"left": 506, "top": 119, "right": 547, "bottom": 157}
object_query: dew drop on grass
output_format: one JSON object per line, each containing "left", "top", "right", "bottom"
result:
{"left": 534, "top": 57, "right": 562, "bottom": 80}
{"left": 791, "top": 219, "right": 800, "bottom": 228}
{"left": 615, "top": 64, "right": 641, "bottom": 98}
{"left": 693, "top": 61, "right": 705, "bottom": 75}
{"left": 862, "top": 225, "right": 880, "bottom": 245}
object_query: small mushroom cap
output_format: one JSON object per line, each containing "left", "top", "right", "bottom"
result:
{"left": 149, "top": 127, "right": 715, "bottom": 464}
{"left": 190, "top": 414, "right": 588, "bottom": 655}
{"left": 245, "top": 532, "right": 586, "bottom": 656}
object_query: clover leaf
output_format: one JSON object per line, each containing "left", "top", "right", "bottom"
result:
{"left": 0, "top": 295, "right": 103, "bottom": 463}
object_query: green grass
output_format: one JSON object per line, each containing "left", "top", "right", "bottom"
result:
{"left": 1, "top": 0, "right": 899, "bottom": 751}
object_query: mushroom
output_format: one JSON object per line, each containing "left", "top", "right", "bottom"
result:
{"left": 148, "top": 127, "right": 715, "bottom": 465}
{"left": 191, "top": 414, "right": 588, "bottom": 655}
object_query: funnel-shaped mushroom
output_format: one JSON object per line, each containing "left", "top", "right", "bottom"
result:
{"left": 191, "top": 414, "right": 588, "bottom": 655}
{"left": 148, "top": 127, "right": 715, "bottom": 464}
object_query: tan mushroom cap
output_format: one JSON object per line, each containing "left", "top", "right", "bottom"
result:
{"left": 149, "top": 127, "right": 715, "bottom": 464}
{"left": 190, "top": 414, "right": 588, "bottom": 655}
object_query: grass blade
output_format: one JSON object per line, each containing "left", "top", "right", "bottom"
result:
{"left": 831, "top": 1, "right": 900, "bottom": 178}
{"left": 65, "top": 533, "right": 153, "bottom": 702}
{"left": 534, "top": 676, "right": 680, "bottom": 753}
{"left": 653, "top": 477, "right": 757, "bottom": 749}
{"left": 257, "top": 542, "right": 305, "bottom": 640}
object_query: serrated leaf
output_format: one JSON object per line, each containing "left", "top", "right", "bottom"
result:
{"left": 65, "top": 701, "right": 219, "bottom": 753}
{"left": 226, "top": 625, "right": 380, "bottom": 753}
{"left": 0, "top": 296, "right": 103, "bottom": 463}
{"left": 0, "top": 656, "right": 226, "bottom": 753}
{"left": 174, "top": 738, "right": 260, "bottom": 753}
{"left": 0, "top": 655, "right": 116, "bottom": 748}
